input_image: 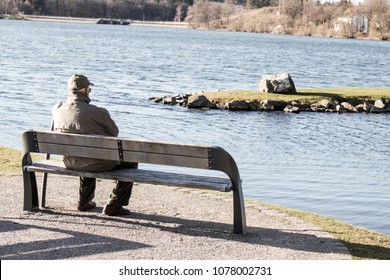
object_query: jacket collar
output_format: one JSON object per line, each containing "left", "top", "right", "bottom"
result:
{"left": 67, "top": 90, "right": 91, "bottom": 104}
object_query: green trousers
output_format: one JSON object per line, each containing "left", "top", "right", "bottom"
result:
{"left": 79, "top": 162, "right": 138, "bottom": 206}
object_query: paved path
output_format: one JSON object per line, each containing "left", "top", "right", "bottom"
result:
{"left": 0, "top": 173, "right": 351, "bottom": 260}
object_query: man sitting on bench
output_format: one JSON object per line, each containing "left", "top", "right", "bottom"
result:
{"left": 52, "top": 74, "right": 137, "bottom": 216}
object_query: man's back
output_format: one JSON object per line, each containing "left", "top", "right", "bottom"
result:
{"left": 53, "top": 91, "right": 119, "bottom": 137}
{"left": 52, "top": 75, "right": 119, "bottom": 171}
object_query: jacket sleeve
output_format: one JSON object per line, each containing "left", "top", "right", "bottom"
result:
{"left": 98, "top": 108, "right": 119, "bottom": 137}
{"left": 51, "top": 102, "right": 63, "bottom": 114}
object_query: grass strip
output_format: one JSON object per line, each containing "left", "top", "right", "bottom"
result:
{"left": 0, "top": 146, "right": 23, "bottom": 172}
{"left": 251, "top": 200, "right": 390, "bottom": 260}
{"left": 0, "top": 146, "right": 44, "bottom": 172}
{"left": 203, "top": 88, "right": 390, "bottom": 105}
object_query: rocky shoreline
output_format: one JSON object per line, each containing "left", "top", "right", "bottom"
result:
{"left": 151, "top": 74, "right": 390, "bottom": 113}
{"left": 150, "top": 93, "right": 390, "bottom": 114}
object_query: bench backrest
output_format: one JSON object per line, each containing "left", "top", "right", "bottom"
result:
{"left": 21, "top": 130, "right": 240, "bottom": 182}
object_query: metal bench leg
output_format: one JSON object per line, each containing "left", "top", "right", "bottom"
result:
{"left": 41, "top": 173, "right": 48, "bottom": 208}
{"left": 208, "top": 147, "right": 247, "bottom": 234}
{"left": 232, "top": 182, "right": 247, "bottom": 234}
{"left": 23, "top": 170, "right": 39, "bottom": 210}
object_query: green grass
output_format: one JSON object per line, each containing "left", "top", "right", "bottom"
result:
{"left": 1, "top": 145, "right": 390, "bottom": 259}
{"left": 204, "top": 88, "right": 390, "bottom": 105}
{"left": 0, "top": 146, "right": 23, "bottom": 172}
{"left": 251, "top": 200, "right": 390, "bottom": 260}
{"left": 0, "top": 146, "right": 43, "bottom": 172}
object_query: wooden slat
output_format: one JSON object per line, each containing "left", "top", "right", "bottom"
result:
{"left": 121, "top": 139, "right": 210, "bottom": 158}
{"left": 122, "top": 151, "right": 209, "bottom": 169}
{"left": 36, "top": 131, "right": 210, "bottom": 158}
{"left": 33, "top": 131, "right": 211, "bottom": 167}
{"left": 36, "top": 131, "right": 118, "bottom": 149}
{"left": 35, "top": 131, "right": 210, "bottom": 159}
{"left": 25, "top": 160, "right": 232, "bottom": 191}
{"left": 38, "top": 143, "right": 119, "bottom": 161}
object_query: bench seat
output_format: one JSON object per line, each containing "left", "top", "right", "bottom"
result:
{"left": 25, "top": 160, "right": 233, "bottom": 192}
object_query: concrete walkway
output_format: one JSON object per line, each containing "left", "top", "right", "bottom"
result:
{"left": 0, "top": 173, "right": 351, "bottom": 260}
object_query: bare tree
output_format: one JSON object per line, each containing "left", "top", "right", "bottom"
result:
{"left": 185, "top": 0, "right": 238, "bottom": 29}
{"left": 186, "top": 0, "right": 212, "bottom": 28}
{"left": 1, "top": 0, "right": 20, "bottom": 15}
{"left": 284, "top": 0, "right": 303, "bottom": 19}
{"left": 364, "top": 0, "right": 390, "bottom": 39}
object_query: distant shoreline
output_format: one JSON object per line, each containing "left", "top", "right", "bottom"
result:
{"left": 23, "top": 15, "right": 190, "bottom": 28}
{"left": 24, "top": 15, "right": 97, "bottom": 24}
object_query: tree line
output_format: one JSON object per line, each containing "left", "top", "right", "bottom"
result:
{"left": 185, "top": 0, "right": 390, "bottom": 40}
{"left": 1, "top": 0, "right": 194, "bottom": 21}
{"left": 0, "top": 0, "right": 270, "bottom": 21}
{"left": 2, "top": 0, "right": 390, "bottom": 39}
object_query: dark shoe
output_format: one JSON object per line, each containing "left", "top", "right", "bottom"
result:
{"left": 103, "top": 204, "right": 130, "bottom": 216}
{"left": 77, "top": 201, "right": 96, "bottom": 211}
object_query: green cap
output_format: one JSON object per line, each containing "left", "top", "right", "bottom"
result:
{"left": 67, "top": 74, "right": 94, "bottom": 91}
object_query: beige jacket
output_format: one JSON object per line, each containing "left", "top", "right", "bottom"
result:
{"left": 52, "top": 90, "right": 119, "bottom": 171}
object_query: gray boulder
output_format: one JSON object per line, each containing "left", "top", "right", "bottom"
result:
{"left": 318, "top": 98, "right": 338, "bottom": 109}
{"left": 258, "top": 73, "right": 297, "bottom": 94}
{"left": 311, "top": 104, "right": 326, "bottom": 112}
{"left": 370, "top": 107, "right": 386, "bottom": 113}
{"left": 262, "top": 103, "right": 274, "bottom": 111}
{"left": 336, "top": 104, "right": 348, "bottom": 113}
{"left": 284, "top": 105, "right": 300, "bottom": 113}
{"left": 227, "top": 100, "right": 250, "bottom": 111}
{"left": 291, "top": 100, "right": 311, "bottom": 111}
{"left": 247, "top": 101, "right": 260, "bottom": 111}
{"left": 341, "top": 102, "right": 358, "bottom": 112}
{"left": 262, "top": 99, "right": 288, "bottom": 111}
{"left": 374, "top": 98, "right": 389, "bottom": 109}
{"left": 163, "top": 96, "right": 176, "bottom": 105}
{"left": 362, "top": 102, "right": 374, "bottom": 112}
{"left": 187, "top": 95, "right": 216, "bottom": 109}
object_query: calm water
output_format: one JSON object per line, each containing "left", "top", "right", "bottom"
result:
{"left": 0, "top": 20, "right": 389, "bottom": 235}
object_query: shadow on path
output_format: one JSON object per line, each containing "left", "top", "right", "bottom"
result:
{"left": 0, "top": 219, "right": 150, "bottom": 260}
{"left": 0, "top": 206, "right": 351, "bottom": 259}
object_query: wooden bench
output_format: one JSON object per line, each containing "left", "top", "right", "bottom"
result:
{"left": 21, "top": 130, "right": 246, "bottom": 234}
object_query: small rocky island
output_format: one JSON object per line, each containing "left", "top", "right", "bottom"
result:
{"left": 96, "top": 18, "right": 132, "bottom": 25}
{"left": 150, "top": 73, "right": 390, "bottom": 114}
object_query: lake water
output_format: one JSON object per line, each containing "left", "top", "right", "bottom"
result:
{"left": 0, "top": 20, "right": 389, "bottom": 235}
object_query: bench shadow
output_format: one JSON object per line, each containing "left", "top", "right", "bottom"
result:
{"left": 0, "top": 205, "right": 359, "bottom": 259}
{"left": 0, "top": 220, "right": 151, "bottom": 260}
{"left": 117, "top": 211, "right": 337, "bottom": 254}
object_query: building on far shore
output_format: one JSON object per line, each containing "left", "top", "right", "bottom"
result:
{"left": 334, "top": 13, "right": 368, "bottom": 34}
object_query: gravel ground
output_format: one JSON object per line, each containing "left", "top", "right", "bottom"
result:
{"left": 0, "top": 173, "right": 351, "bottom": 260}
